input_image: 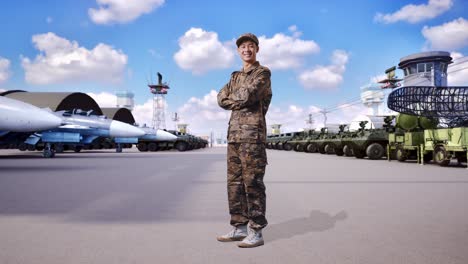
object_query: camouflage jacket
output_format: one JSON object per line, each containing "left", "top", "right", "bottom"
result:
{"left": 217, "top": 61, "right": 272, "bottom": 143}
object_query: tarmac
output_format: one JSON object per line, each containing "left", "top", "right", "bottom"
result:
{"left": 0, "top": 147, "right": 467, "bottom": 264}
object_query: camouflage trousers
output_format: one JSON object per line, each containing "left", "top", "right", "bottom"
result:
{"left": 227, "top": 143, "right": 268, "bottom": 230}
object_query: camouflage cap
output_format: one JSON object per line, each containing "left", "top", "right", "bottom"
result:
{"left": 236, "top": 33, "right": 259, "bottom": 47}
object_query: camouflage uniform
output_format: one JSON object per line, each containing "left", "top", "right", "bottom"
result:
{"left": 217, "top": 61, "right": 272, "bottom": 230}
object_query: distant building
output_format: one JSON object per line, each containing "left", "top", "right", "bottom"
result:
{"left": 177, "top": 123, "right": 188, "bottom": 134}
{"left": 398, "top": 51, "right": 451, "bottom": 87}
{"left": 360, "top": 82, "right": 385, "bottom": 116}
{"left": 271, "top": 124, "right": 281, "bottom": 135}
{"left": 116, "top": 90, "right": 135, "bottom": 111}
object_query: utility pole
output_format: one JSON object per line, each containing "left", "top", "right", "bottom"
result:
{"left": 320, "top": 109, "right": 330, "bottom": 128}
{"left": 305, "top": 113, "right": 314, "bottom": 130}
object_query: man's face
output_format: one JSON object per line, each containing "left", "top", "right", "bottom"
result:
{"left": 237, "top": 40, "right": 258, "bottom": 64}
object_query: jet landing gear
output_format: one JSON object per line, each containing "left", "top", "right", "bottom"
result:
{"left": 116, "top": 143, "right": 123, "bottom": 153}
{"left": 43, "top": 143, "right": 55, "bottom": 158}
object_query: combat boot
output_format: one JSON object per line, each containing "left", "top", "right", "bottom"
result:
{"left": 237, "top": 227, "right": 264, "bottom": 248}
{"left": 217, "top": 225, "right": 248, "bottom": 242}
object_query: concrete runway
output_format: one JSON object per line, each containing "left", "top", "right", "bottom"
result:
{"left": 0, "top": 147, "right": 467, "bottom": 264}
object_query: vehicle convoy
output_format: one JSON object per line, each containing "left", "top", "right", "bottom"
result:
{"left": 322, "top": 125, "right": 352, "bottom": 156}
{"left": 276, "top": 132, "right": 302, "bottom": 151}
{"left": 287, "top": 130, "right": 309, "bottom": 151}
{"left": 137, "top": 129, "right": 207, "bottom": 152}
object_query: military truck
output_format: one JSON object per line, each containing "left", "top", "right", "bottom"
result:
{"left": 312, "top": 128, "right": 338, "bottom": 154}
{"left": 421, "top": 127, "right": 468, "bottom": 166}
{"left": 289, "top": 130, "right": 314, "bottom": 152}
{"left": 276, "top": 131, "right": 303, "bottom": 151}
{"left": 321, "top": 125, "right": 352, "bottom": 156}
{"left": 342, "top": 120, "right": 389, "bottom": 160}
{"left": 302, "top": 128, "right": 330, "bottom": 153}
{"left": 388, "top": 114, "right": 468, "bottom": 166}
{"left": 387, "top": 114, "right": 436, "bottom": 163}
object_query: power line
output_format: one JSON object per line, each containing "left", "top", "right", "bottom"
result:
{"left": 307, "top": 61, "right": 468, "bottom": 119}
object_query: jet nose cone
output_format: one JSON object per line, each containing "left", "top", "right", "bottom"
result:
{"left": 35, "top": 111, "right": 62, "bottom": 130}
{"left": 109, "top": 121, "right": 145, "bottom": 137}
{"left": 156, "top": 129, "right": 178, "bottom": 141}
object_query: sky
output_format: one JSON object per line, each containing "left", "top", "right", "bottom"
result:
{"left": 0, "top": 0, "right": 467, "bottom": 136}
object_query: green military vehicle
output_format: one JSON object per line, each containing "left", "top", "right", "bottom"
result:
{"left": 388, "top": 114, "right": 468, "bottom": 166}
{"left": 387, "top": 114, "right": 436, "bottom": 163}
{"left": 277, "top": 131, "right": 303, "bottom": 151}
{"left": 312, "top": 127, "right": 338, "bottom": 154}
{"left": 289, "top": 130, "right": 314, "bottom": 152}
{"left": 342, "top": 120, "right": 389, "bottom": 160}
{"left": 266, "top": 134, "right": 280, "bottom": 149}
{"left": 321, "top": 125, "right": 352, "bottom": 156}
{"left": 302, "top": 128, "right": 330, "bottom": 153}
{"left": 422, "top": 127, "right": 468, "bottom": 166}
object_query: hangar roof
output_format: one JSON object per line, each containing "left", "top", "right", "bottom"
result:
{"left": 101, "top": 108, "right": 136, "bottom": 124}
{"left": 1, "top": 91, "right": 103, "bottom": 115}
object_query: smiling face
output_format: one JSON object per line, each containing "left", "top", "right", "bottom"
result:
{"left": 237, "top": 40, "right": 259, "bottom": 64}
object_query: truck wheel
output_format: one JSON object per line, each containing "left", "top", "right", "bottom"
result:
{"left": 434, "top": 146, "right": 450, "bottom": 166}
{"left": 324, "top": 144, "right": 334, "bottom": 154}
{"left": 295, "top": 144, "right": 304, "bottom": 152}
{"left": 176, "top": 142, "right": 188, "bottom": 152}
{"left": 18, "top": 143, "right": 27, "bottom": 151}
{"left": 354, "top": 149, "right": 365, "bottom": 159}
{"left": 137, "top": 143, "right": 148, "bottom": 152}
{"left": 366, "top": 143, "right": 385, "bottom": 160}
{"left": 318, "top": 146, "right": 326, "bottom": 154}
{"left": 335, "top": 147, "right": 344, "bottom": 156}
{"left": 283, "top": 143, "right": 292, "bottom": 151}
{"left": 396, "top": 147, "right": 407, "bottom": 162}
{"left": 306, "top": 143, "right": 317, "bottom": 153}
{"left": 343, "top": 145, "right": 353, "bottom": 157}
{"left": 43, "top": 149, "right": 55, "bottom": 158}
{"left": 148, "top": 142, "right": 159, "bottom": 152}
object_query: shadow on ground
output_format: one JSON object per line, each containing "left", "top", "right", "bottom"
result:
{"left": 265, "top": 210, "right": 347, "bottom": 242}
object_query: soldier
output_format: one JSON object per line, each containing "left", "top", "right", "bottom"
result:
{"left": 216, "top": 33, "right": 272, "bottom": 248}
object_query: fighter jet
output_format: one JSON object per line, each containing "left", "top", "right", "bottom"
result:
{"left": 0, "top": 96, "right": 62, "bottom": 132}
{"left": 26, "top": 109, "right": 145, "bottom": 157}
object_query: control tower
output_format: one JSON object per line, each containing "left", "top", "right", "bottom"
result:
{"left": 398, "top": 51, "right": 452, "bottom": 86}
{"left": 360, "top": 82, "right": 385, "bottom": 116}
{"left": 116, "top": 90, "right": 134, "bottom": 110}
{"left": 148, "top": 72, "right": 170, "bottom": 129}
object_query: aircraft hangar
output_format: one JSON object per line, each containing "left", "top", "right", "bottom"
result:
{"left": 0, "top": 90, "right": 103, "bottom": 115}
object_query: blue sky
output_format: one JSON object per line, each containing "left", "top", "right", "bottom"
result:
{"left": 0, "top": 0, "right": 467, "bottom": 135}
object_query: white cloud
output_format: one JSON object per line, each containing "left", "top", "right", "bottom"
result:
{"left": 174, "top": 28, "right": 235, "bottom": 75}
{"left": 298, "top": 50, "right": 350, "bottom": 90}
{"left": 422, "top": 18, "right": 468, "bottom": 50}
{"left": 288, "top": 25, "right": 303, "bottom": 38}
{"left": 370, "top": 74, "right": 388, "bottom": 84}
{"left": 132, "top": 99, "right": 154, "bottom": 127}
{"left": 0, "top": 57, "right": 11, "bottom": 84}
{"left": 21, "top": 32, "right": 128, "bottom": 85}
{"left": 375, "top": 0, "right": 453, "bottom": 24}
{"left": 258, "top": 31, "right": 320, "bottom": 70}
{"left": 89, "top": 0, "right": 164, "bottom": 25}
{"left": 176, "top": 90, "right": 230, "bottom": 134}
{"left": 448, "top": 52, "right": 468, "bottom": 86}
{"left": 87, "top": 92, "right": 117, "bottom": 108}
